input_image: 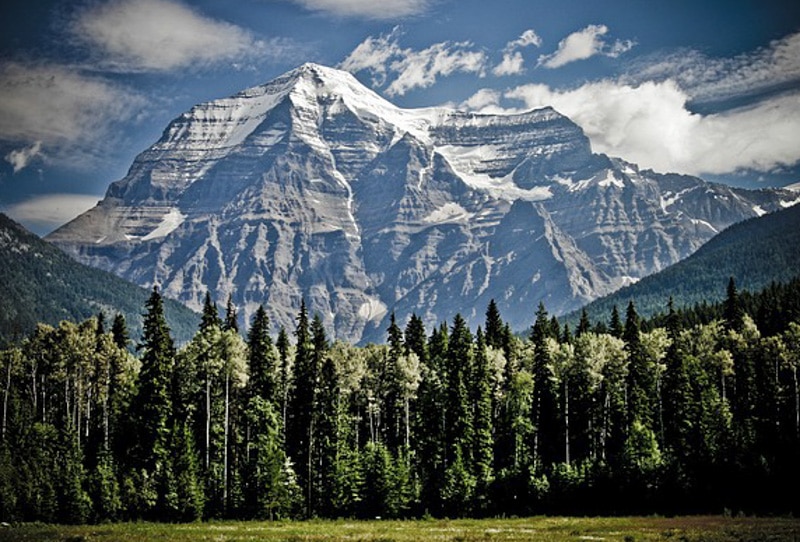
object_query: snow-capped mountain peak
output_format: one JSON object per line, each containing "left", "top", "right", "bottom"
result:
{"left": 46, "top": 63, "right": 797, "bottom": 342}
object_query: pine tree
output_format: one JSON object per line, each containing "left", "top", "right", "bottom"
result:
{"left": 111, "top": 313, "right": 130, "bottom": 351}
{"left": 485, "top": 300, "right": 505, "bottom": 350}
{"left": 247, "top": 306, "right": 276, "bottom": 404}
{"left": 129, "top": 287, "right": 176, "bottom": 518}
{"left": 725, "top": 276, "right": 745, "bottom": 332}
{"left": 446, "top": 314, "right": 474, "bottom": 474}
{"left": 577, "top": 308, "right": 591, "bottom": 337}
{"left": 200, "top": 292, "right": 221, "bottom": 332}
{"left": 625, "top": 301, "right": 655, "bottom": 429}
{"left": 472, "top": 328, "right": 494, "bottom": 509}
{"left": 610, "top": 305, "right": 623, "bottom": 339}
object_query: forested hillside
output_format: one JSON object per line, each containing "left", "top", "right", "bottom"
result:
{"left": 573, "top": 202, "right": 800, "bottom": 323}
{"left": 0, "top": 214, "right": 199, "bottom": 345}
{"left": 1, "top": 279, "right": 799, "bottom": 523}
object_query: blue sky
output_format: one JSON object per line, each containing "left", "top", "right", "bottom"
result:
{"left": 1, "top": 0, "right": 799, "bottom": 235}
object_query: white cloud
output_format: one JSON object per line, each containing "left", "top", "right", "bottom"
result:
{"left": 625, "top": 31, "right": 800, "bottom": 104}
{"left": 0, "top": 61, "right": 145, "bottom": 168}
{"left": 493, "top": 51, "right": 525, "bottom": 76}
{"left": 69, "top": 0, "right": 272, "bottom": 72}
{"left": 341, "top": 31, "right": 488, "bottom": 96}
{"left": 507, "top": 29, "right": 542, "bottom": 50}
{"left": 493, "top": 29, "right": 542, "bottom": 76}
{"left": 386, "top": 42, "right": 487, "bottom": 96}
{"left": 3, "top": 193, "right": 101, "bottom": 235}
{"left": 284, "top": 0, "right": 429, "bottom": 19}
{"left": 339, "top": 27, "right": 403, "bottom": 86}
{"left": 5, "top": 141, "right": 43, "bottom": 174}
{"left": 501, "top": 80, "right": 800, "bottom": 176}
{"left": 538, "top": 24, "right": 634, "bottom": 69}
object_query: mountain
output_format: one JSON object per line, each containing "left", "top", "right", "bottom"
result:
{"left": 568, "top": 202, "right": 800, "bottom": 324}
{"left": 0, "top": 213, "right": 199, "bottom": 345}
{"left": 46, "top": 63, "right": 800, "bottom": 342}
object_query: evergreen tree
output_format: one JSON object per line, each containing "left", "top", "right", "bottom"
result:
{"left": 247, "top": 306, "right": 276, "bottom": 404}
{"left": 485, "top": 300, "right": 505, "bottom": 350}
{"left": 610, "top": 305, "right": 623, "bottom": 339}
{"left": 725, "top": 277, "right": 745, "bottom": 332}
{"left": 472, "top": 328, "right": 494, "bottom": 509}
{"left": 200, "top": 292, "right": 221, "bottom": 332}
{"left": 111, "top": 313, "right": 130, "bottom": 351}
{"left": 129, "top": 287, "right": 176, "bottom": 518}
{"left": 577, "top": 308, "right": 592, "bottom": 337}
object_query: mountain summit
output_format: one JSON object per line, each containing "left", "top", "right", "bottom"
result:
{"left": 47, "top": 63, "right": 799, "bottom": 341}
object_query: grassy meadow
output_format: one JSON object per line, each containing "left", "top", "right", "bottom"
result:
{"left": 1, "top": 516, "right": 799, "bottom": 542}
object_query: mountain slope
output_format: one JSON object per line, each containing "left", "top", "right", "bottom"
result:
{"left": 46, "top": 63, "right": 800, "bottom": 342}
{"left": 0, "top": 214, "right": 199, "bottom": 345}
{"left": 573, "top": 202, "right": 800, "bottom": 323}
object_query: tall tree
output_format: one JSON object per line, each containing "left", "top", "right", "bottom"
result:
{"left": 247, "top": 306, "right": 276, "bottom": 404}
{"left": 130, "top": 287, "right": 176, "bottom": 518}
{"left": 472, "top": 328, "right": 494, "bottom": 508}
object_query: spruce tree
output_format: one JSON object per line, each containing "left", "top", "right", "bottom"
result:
{"left": 472, "top": 328, "right": 494, "bottom": 508}
{"left": 111, "top": 313, "right": 130, "bottom": 350}
{"left": 485, "top": 300, "right": 505, "bottom": 350}
{"left": 247, "top": 306, "right": 276, "bottom": 404}
{"left": 130, "top": 287, "right": 176, "bottom": 518}
{"left": 200, "top": 291, "right": 221, "bottom": 332}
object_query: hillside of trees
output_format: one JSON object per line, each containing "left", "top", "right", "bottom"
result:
{"left": 1, "top": 278, "right": 799, "bottom": 523}
{"left": 0, "top": 213, "right": 199, "bottom": 346}
{"left": 572, "top": 202, "right": 800, "bottom": 323}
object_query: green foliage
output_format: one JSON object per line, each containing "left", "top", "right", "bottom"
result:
{"left": 0, "top": 214, "right": 199, "bottom": 346}
{"left": 1, "top": 275, "right": 800, "bottom": 522}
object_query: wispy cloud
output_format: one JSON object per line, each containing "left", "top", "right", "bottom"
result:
{"left": 493, "top": 29, "right": 542, "bottom": 76}
{"left": 340, "top": 29, "right": 488, "bottom": 96}
{"left": 0, "top": 61, "right": 146, "bottom": 168}
{"left": 2, "top": 193, "right": 101, "bottom": 235}
{"left": 283, "top": 0, "right": 430, "bottom": 19}
{"left": 624, "top": 31, "right": 800, "bottom": 105}
{"left": 538, "top": 24, "right": 634, "bottom": 69}
{"left": 69, "top": 0, "right": 277, "bottom": 72}
{"left": 5, "top": 141, "right": 43, "bottom": 174}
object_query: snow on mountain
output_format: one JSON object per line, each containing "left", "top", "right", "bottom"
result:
{"left": 46, "top": 63, "right": 798, "bottom": 342}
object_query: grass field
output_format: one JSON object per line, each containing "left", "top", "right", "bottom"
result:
{"left": 1, "top": 516, "right": 799, "bottom": 542}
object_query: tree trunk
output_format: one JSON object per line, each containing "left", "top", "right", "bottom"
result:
{"left": 2, "top": 360, "right": 11, "bottom": 440}
{"left": 564, "top": 381, "right": 570, "bottom": 466}
{"left": 794, "top": 366, "right": 799, "bottom": 439}
{"left": 205, "top": 374, "right": 211, "bottom": 470}
{"left": 223, "top": 372, "right": 230, "bottom": 515}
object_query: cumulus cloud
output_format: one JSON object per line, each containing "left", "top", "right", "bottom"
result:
{"left": 493, "top": 29, "right": 542, "bottom": 76}
{"left": 284, "top": 0, "right": 429, "bottom": 19}
{"left": 538, "top": 24, "right": 634, "bottom": 69}
{"left": 3, "top": 193, "right": 101, "bottom": 235}
{"left": 341, "top": 30, "right": 488, "bottom": 96}
{"left": 0, "top": 61, "right": 146, "bottom": 168}
{"left": 5, "top": 141, "right": 43, "bottom": 174}
{"left": 339, "top": 27, "right": 403, "bottom": 86}
{"left": 499, "top": 80, "right": 800, "bottom": 176}
{"left": 69, "top": 0, "right": 274, "bottom": 72}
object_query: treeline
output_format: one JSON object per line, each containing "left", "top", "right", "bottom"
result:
{"left": 1, "top": 279, "right": 799, "bottom": 523}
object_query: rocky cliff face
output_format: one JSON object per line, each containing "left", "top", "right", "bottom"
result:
{"left": 46, "top": 63, "right": 800, "bottom": 342}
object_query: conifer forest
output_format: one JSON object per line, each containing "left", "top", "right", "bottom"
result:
{"left": 1, "top": 278, "right": 799, "bottom": 524}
